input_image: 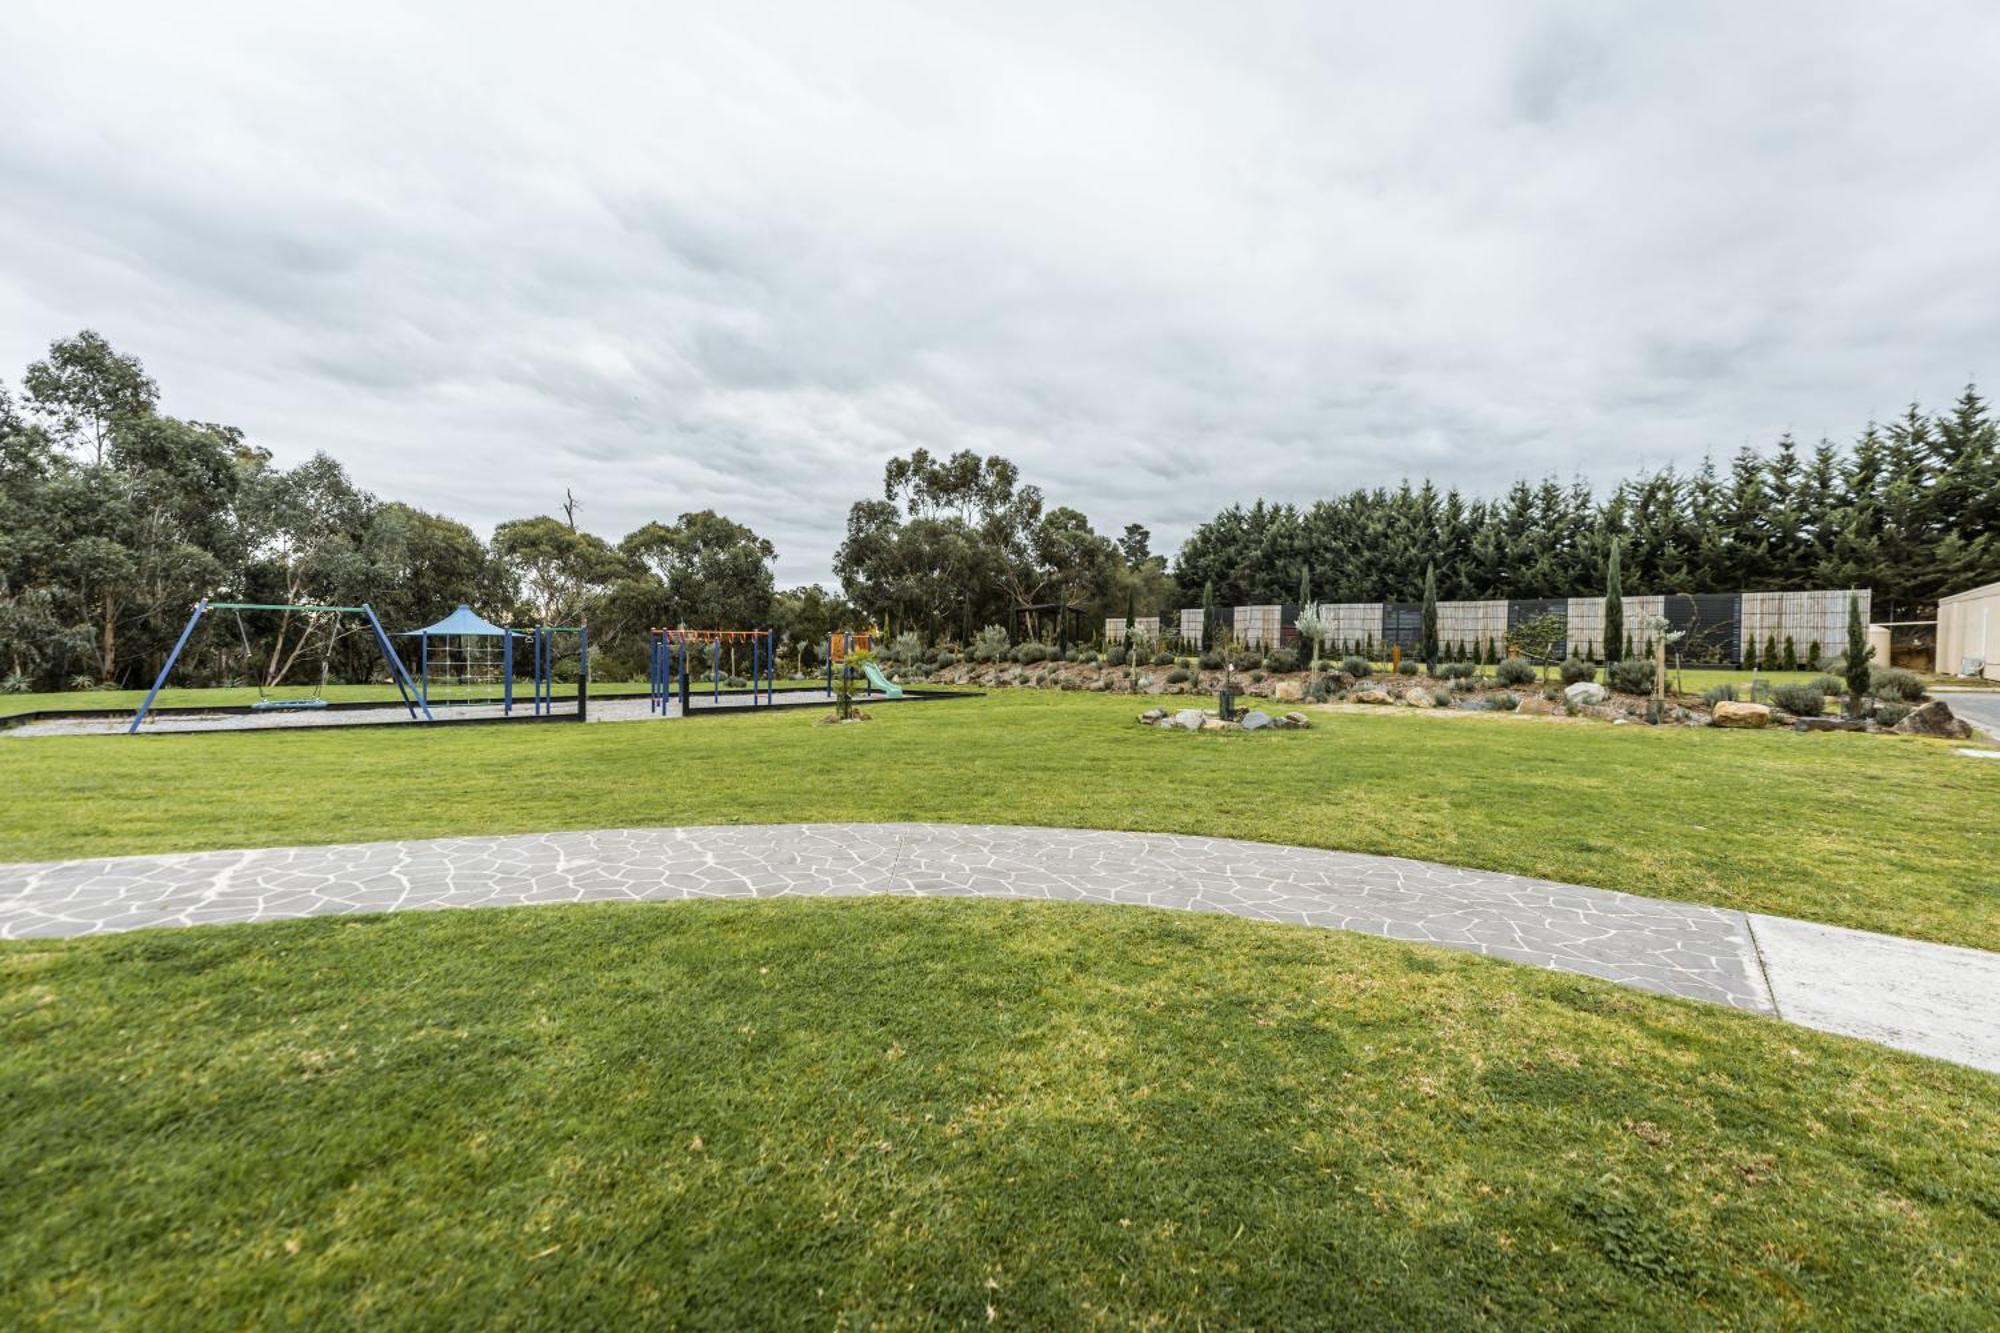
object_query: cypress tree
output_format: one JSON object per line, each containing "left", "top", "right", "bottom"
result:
{"left": 1843, "top": 593, "right": 1872, "bottom": 714}
{"left": 1201, "top": 579, "right": 1217, "bottom": 651}
{"left": 1420, "top": 563, "right": 1439, "bottom": 671}
{"left": 1743, "top": 637, "right": 1758, "bottom": 670}
{"left": 1603, "top": 539, "right": 1624, "bottom": 665}
{"left": 1782, "top": 635, "right": 1797, "bottom": 671}
{"left": 1765, "top": 633, "right": 1779, "bottom": 669}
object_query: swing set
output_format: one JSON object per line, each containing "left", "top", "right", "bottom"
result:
{"left": 647, "top": 627, "right": 776, "bottom": 713}
{"left": 130, "top": 600, "right": 427, "bottom": 733}
{"left": 128, "top": 599, "right": 590, "bottom": 733}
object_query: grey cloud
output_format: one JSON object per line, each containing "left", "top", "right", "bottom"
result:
{"left": 3, "top": 1, "right": 1997, "bottom": 587}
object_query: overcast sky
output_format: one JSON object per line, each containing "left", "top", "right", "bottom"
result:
{"left": 4, "top": 3, "right": 1997, "bottom": 585}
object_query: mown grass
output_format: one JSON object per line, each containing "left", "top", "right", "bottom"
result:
{"left": 1, "top": 689, "right": 1995, "bottom": 950}
{"left": 3, "top": 897, "right": 1995, "bottom": 1329}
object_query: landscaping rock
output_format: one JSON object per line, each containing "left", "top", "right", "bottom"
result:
{"left": 1272, "top": 680, "right": 1304, "bottom": 702}
{"left": 1892, "top": 699, "right": 1974, "bottom": 740}
{"left": 1280, "top": 711, "right": 1311, "bottom": 729}
{"left": 1564, "top": 681, "right": 1609, "bottom": 707}
{"left": 1711, "top": 701, "right": 1771, "bottom": 729}
{"left": 1354, "top": 688, "right": 1393, "bottom": 705}
{"left": 1171, "top": 709, "right": 1206, "bottom": 732}
{"left": 1402, "top": 687, "right": 1436, "bottom": 708}
{"left": 1241, "top": 709, "right": 1273, "bottom": 731}
{"left": 1516, "top": 696, "right": 1560, "bottom": 716}
{"left": 1796, "top": 716, "right": 1868, "bottom": 733}
{"left": 1139, "top": 708, "right": 1166, "bottom": 723}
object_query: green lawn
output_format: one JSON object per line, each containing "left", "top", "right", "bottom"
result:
{"left": 4, "top": 897, "right": 1995, "bottom": 1328}
{"left": 2, "top": 689, "right": 1995, "bottom": 951}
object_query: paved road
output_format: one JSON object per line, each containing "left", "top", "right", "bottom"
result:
{"left": 2, "top": 824, "right": 1995, "bottom": 1072}
{"left": 1935, "top": 688, "right": 2000, "bottom": 739}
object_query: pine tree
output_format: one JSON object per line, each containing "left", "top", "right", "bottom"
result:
{"left": 1201, "top": 579, "right": 1218, "bottom": 651}
{"left": 1765, "top": 634, "right": 1778, "bottom": 669}
{"left": 1743, "top": 638, "right": 1758, "bottom": 670}
{"left": 1782, "top": 636, "right": 1797, "bottom": 671}
{"left": 1603, "top": 539, "right": 1624, "bottom": 665}
{"left": 1843, "top": 593, "right": 1872, "bottom": 714}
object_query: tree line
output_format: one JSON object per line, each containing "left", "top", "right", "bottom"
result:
{"left": 1174, "top": 391, "right": 1998, "bottom": 624}
{"left": 0, "top": 331, "right": 842, "bottom": 690}
{"left": 4, "top": 327, "right": 1991, "bottom": 691}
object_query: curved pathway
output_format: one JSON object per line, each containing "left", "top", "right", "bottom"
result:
{"left": 2, "top": 824, "right": 1995, "bottom": 1073}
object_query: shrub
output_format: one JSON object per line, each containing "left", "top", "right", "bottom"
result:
{"left": 1808, "top": 673, "right": 1844, "bottom": 697}
{"left": 1431, "top": 688, "right": 1452, "bottom": 707}
{"left": 1165, "top": 667, "right": 1190, "bottom": 684}
{"left": 1012, "top": 641, "right": 1053, "bottom": 664}
{"left": 1104, "top": 645, "right": 1128, "bottom": 667}
{"left": 1232, "top": 653, "right": 1264, "bottom": 672}
{"left": 1782, "top": 636, "right": 1798, "bottom": 671}
{"left": 724, "top": 674, "right": 749, "bottom": 688}
{"left": 934, "top": 651, "right": 958, "bottom": 668}
{"left": 0, "top": 672, "right": 28, "bottom": 694}
{"left": 1390, "top": 660, "right": 1415, "bottom": 676}
{"left": 1439, "top": 660, "right": 1475, "bottom": 680}
{"left": 1559, "top": 657, "right": 1594, "bottom": 685}
{"left": 1249, "top": 670, "right": 1267, "bottom": 683}
{"left": 67, "top": 673, "right": 99, "bottom": 692}
{"left": 1701, "top": 684, "right": 1736, "bottom": 708}
{"left": 970, "top": 625, "right": 1010, "bottom": 663}
{"left": 1340, "top": 655, "right": 1371, "bottom": 678}
{"left": 1770, "top": 683, "right": 1825, "bottom": 716}
{"left": 1876, "top": 701, "right": 1912, "bottom": 727}
{"left": 1199, "top": 651, "right": 1224, "bottom": 670}
{"left": 1494, "top": 657, "right": 1537, "bottom": 687}
{"left": 1606, "top": 659, "right": 1653, "bottom": 695}
{"left": 1871, "top": 667, "right": 1925, "bottom": 702}
{"left": 1306, "top": 676, "right": 1335, "bottom": 703}
{"left": 1152, "top": 651, "right": 1175, "bottom": 667}
{"left": 1489, "top": 692, "right": 1520, "bottom": 711}
{"left": 1263, "top": 648, "right": 1299, "bottom": 673}
{"left": 1806, "top": 640, "right": 1822, "bottom": 670}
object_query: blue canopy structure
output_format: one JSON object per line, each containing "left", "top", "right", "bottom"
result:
{"left": 405, "top": 603, "right": 510, "bottom": 638}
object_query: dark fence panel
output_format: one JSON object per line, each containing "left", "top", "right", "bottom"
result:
{"left": 1665, "top": 593, "right": 1741, "bottom": 665}
{"left": 1382, "top": 603, "right": 1423, "bottom": 656}
{"left": 1506, "top": 599, "right": 1570, "bottom": 660}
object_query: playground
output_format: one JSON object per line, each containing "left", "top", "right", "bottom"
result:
{"left": 1, "top": 607, "right": 960, "bottom": 736}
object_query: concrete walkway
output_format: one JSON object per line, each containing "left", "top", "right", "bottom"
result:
{"left": 2, "top": 824, "right": 1994, "bottom": 1073}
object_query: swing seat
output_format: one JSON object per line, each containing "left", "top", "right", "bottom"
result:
{"left": 250, "top": 697, "right": 330, "bottom": 711}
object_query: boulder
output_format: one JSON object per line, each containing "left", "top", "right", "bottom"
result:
{"left": 1892, "top": 699, "right": 1974, "bottom": 740}
{"left": 1402, "top": 687, "right": 1436, "bottom": 709}
{"left": 1516, "top": 696, "right": 1560, "bottom": 716}
{"left": 1354, "top": 688, "right": 1393, "bottom": 705}
{"left": 1140, "top": 708, "right": 1166, "bottom": 723}
{"left": 1564, "top": 681, "right": 1609, "bottom": 707}
{"left": 1796, "top": 716, "right": 1867, "bottom": 733}
{"left": 1711, "top": 701, "right": 1771, "bottom": 729}
{"left": 1269, "top": 679, "right": 1302, "bottom": 702}
{"left": 1171, "top": 709, "right": 1206, "bottom": 732}
{"left": 1280, "top": 711, "right": 1311, "bottom": 729}
{"left": 1240, "top": 709, "right": 1273, "bottom": 731}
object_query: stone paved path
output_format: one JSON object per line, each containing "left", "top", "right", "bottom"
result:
{"left": 3, "top": 824, "right": 1995, "bottom": 1072}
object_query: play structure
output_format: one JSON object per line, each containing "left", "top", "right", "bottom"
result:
{"left": 131, "top": 600, "right": 426, "bottom": 733}
{"left": 648, "top": 628, "right": 777, "bottom": 713}
{"left": 822, "top": 630, "right": 900, "bottom": 698}
{"left": 402, "top": 604, "right": 586, "bottom": 716}
{"left": 127, "top": 599, "right": 587, "bottom": 733}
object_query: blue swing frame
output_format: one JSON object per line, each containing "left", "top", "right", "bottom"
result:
{"left": 129, "top": 600, "right": 431, "bottom": 733}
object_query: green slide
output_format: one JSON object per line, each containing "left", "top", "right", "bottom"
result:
{"left": 859, "top": 660, "right": 904, "bottom": 699}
